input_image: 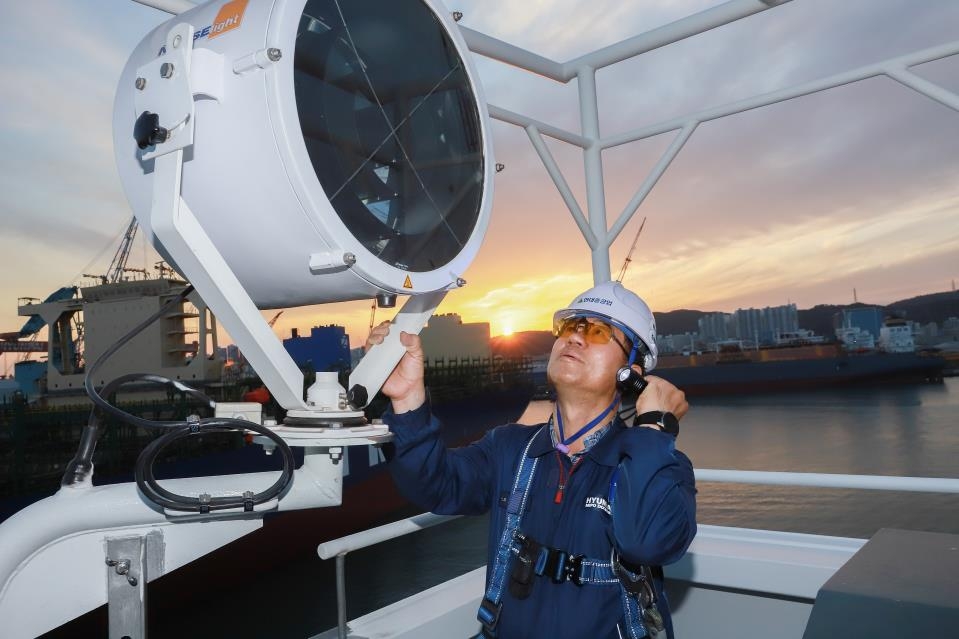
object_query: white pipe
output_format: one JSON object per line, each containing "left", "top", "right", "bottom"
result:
{"left": 525, "top": 126, "right": 597, "bottom": 249}
{"left": 601, "top": 39, "right": 959, "bottom": 150}
{"left": 459, "top": 27, "right": 565, "bottom": 82}
{"left": 886, "top": 67, "right": 959, "bottom": 113}
{"left": 314, "top": 468, "right": 959, "bottom": 562}
{"left": 696, "top": 469, "right": 959, "bottom": 493}
{"left": 566, "top": 0, "right": 793, "bottom": 76}
{"left": 606, "top": 122, "right": 698, "bottom": 244}
{"left": 460, "top": 0, "right": 792, "bottom": 82}
{"left": 318, "top": 512, "right": 460, "bottom": 559}
{"left": 577, "top": 67, "right": 611, "bottom": 283}
{"left": 488, "top": 104, "right": 590, "bottom": 148}
{"left": 0, "top": 452, "right": 342, "bottom": 600}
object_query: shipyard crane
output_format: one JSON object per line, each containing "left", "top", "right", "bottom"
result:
{"left": 105, "top": 216, "right": 138, "bottom": 283}
{"left": 616, "top": 216, "right": 646, "bottom": 283}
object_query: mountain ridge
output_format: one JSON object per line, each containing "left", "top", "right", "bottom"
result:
{"left": 490, "top": 290, "right": 959, "bottom": 357}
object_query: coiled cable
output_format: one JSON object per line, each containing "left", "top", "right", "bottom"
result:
{"left": 65, "top": 284, "right": 295, "bottom": 512}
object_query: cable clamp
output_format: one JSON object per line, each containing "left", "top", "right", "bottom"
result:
{"left": 243, "top": 490, "right": 254, "bottom": 512}
{"left": 187, "top": 413, "right": 201, "bottom": 433}
{"left": 198, "top": 492, "right": 211, "bottom": 514}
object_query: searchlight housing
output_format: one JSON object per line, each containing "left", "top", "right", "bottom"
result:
{"left": 112, "top": 0, "right": 493, "bottom": 418}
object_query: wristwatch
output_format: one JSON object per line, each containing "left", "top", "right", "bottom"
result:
{"left": 635, "top": 411, "right": 679, "bottom": 438}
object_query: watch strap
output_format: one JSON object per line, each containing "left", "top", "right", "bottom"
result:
{"left": 635, "top": 411, "right": 679, "bottom": 437}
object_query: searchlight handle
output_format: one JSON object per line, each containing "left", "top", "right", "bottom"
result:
{"left": 346, "top": 289, "right": 447, "bottom": 408}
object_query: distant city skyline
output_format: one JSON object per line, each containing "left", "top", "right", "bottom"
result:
{"left": 2, "top": 0, "right": 959, "bottom": 372}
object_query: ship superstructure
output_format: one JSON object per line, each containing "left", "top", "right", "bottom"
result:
{"left": 15, "top": 278, "right": 222, "bottom": 403}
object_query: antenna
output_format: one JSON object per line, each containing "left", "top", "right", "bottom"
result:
{"left": 853, "top": 288, "right": 858, "bottom": 303}
{"left": 616, "top": 216, "right": 647, "bottom": 283}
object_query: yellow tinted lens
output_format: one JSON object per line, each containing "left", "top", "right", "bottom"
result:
{"left": 585, "top": 321, "right": 613, "bottom": 343}
{"left": 555, "top": 317, "right": 578, "bottom": 337}
{"left": 555, "top": 317, "right": 614, "bottom": 344}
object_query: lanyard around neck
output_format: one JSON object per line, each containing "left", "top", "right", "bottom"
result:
{"left": 554, "top": 394, "right": 619, "bottom": 454}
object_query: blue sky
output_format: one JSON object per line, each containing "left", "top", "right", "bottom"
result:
{"left": 2, "top": 0, "right": 959, "bottom": 371}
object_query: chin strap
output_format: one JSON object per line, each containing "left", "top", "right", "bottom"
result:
{"left": 554, "top": 394, "right": 619, "bottom": 454}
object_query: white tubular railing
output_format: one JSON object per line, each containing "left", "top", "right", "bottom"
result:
{"left": 317, "top": 513, "right": 462, "bottom": 639}
{"left": 317, "top": 512, "right": 461, "bottom": 560}
{"left": 315, "top": 470, "right": 959, "bottom": 637}
{"left": 695, "top": 469, "right": 959, "bottom": 493}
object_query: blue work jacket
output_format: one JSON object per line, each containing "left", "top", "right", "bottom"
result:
{"left": 386, "top": 402, "right": 697, "bottom": 639}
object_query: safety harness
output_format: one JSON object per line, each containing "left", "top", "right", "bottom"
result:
{"left": 476, "top": 428, "right": 665, "bottom": 638}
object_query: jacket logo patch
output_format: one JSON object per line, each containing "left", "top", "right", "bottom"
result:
{"left": 585, "top": 496, "right": 611, "bottom": 515}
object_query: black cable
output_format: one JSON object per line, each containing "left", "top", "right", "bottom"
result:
{"left": 65, "top": 283, "right": 296, "bottom": 512}
{"left": 83, "top": 287, "right": 213, "bottom": 431}
{"left": 65, "top": 286, "right": 207, "bottom": 487}
{"left": 135, "top": 418, "right": 294, "bottom": 513}
{"left": 62, "top": 372, "right": 216, "bottom": 487}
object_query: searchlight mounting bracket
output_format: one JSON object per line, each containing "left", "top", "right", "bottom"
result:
{"left": 134, "top": 21, "right": 441, "bottom": 445}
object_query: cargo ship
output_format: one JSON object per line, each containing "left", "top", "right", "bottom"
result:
{"left": 653, "top": 343, "right": 946, "bottom": 396}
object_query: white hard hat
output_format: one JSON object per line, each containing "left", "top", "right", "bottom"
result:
{"left": 552, "top": 281, "right": 658, "bottom": 371}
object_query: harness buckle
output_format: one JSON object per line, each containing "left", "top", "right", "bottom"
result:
{"left": 612, "top": 550, "right": 665, "bottom": 636}
{"left": 532, "top": 544, "right": 585, "bottom": 585}
{"left": 565, "top": 554, "right": 584, "bottom": 586}
{"left": 477, "top": 597, "right": 502, "bottom": 635}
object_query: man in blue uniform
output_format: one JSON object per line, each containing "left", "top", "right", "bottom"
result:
{"left": 373, "top": 281, "right": 696, "bottom": 638}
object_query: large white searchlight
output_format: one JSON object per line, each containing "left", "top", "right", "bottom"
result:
{"left": 112, "top": 0, "right": 493, "bottom": 426}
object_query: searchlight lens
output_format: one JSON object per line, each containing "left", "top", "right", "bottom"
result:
{"left": 294, "top": 0, "right": 484, "bottom": 273}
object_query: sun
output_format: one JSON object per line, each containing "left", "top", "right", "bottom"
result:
{"left": 501, "top": 323, "right": 514, "bottom": 336}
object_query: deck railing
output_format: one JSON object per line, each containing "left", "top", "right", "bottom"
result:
{"left": 315, "top": 469, "right": 959, "bottom": 638}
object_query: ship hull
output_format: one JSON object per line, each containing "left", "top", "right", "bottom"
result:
{"left": 656, "top": 351, "right": 945, "bottom": 396}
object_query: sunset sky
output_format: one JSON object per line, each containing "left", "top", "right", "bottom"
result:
{"left": 2, "top": 0, "right": 959, "bottom": 375}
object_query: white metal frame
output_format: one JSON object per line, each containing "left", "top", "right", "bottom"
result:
{"left": 462, "top": 0, "right": 959, "bottom": 283}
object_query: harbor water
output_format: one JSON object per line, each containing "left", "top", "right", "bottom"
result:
{"left": 43, "top": 378, "right": 959, "bottom": 638}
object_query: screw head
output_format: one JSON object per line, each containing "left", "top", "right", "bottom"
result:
{"left": 495, "top": 163, "right": 505, "bottom": 173}
{"left": 160, "top": 62, "right": 175, "bottom": 79}
{"left": 135, "top": 77, "right": 146, "bottom": 90}
{"left": 267, "top": 48, "right": 282, "bottom": 62}
{"left": 452, "top": 11, "right": 463, "bottom": 21}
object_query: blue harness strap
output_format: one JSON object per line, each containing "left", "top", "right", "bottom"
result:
{"left": 476, "top": 431, "right": 541, "bottom": 636}
{"left": 476, "top": 427, "right": 654, "bottom": 638}
{"left": 621, "top": 585, "right": 648, "bottom": 639}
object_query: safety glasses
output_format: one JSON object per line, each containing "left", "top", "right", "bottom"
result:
{"left": 553, "top": 316, "right": 631, "bottom": 357}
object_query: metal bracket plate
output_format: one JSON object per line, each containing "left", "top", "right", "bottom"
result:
{"left": 135, "top": 22, "right": 196, "bottom": 160}
{"left": 106, "top": 531, "right": 164, "bottom": 639}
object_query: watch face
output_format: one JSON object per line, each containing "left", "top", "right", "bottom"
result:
{"left": 661, "top": 412, "right": 679, "bottom": 436}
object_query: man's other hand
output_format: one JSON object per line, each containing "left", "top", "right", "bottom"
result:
{"left": 635, "top": 374, "right": 688, "bottom": 419}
